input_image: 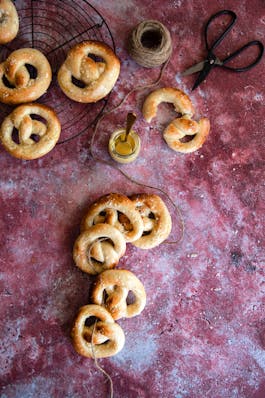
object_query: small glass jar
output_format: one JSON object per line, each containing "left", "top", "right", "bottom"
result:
{"left": 108, "top": 128, "right": 141, "bottom": 164}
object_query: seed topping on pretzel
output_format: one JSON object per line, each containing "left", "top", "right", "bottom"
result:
{"left": 0, "top": 48, "right": 52, "bottom": 104}
{"left": 57, "top": 40, "right": 120, "bottom": 103}
{"left": 0, "top": 103, "right": 61, "bottom": 159}
{"left": 91, "top": 269, "right": 146, "bottom": 320}
{"left": 71, "top": 304, "right": 125, "bottom": 358}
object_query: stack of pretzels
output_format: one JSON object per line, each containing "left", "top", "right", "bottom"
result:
{"left": 0, "top": 1, "right": 120, "bottom": 160}
{"left": 71, "top": 192, "right": 172, "bottom": 358}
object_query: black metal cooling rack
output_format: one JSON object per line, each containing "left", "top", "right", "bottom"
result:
{"left": 0, "top": 0, "right": 116, "bottom": 143}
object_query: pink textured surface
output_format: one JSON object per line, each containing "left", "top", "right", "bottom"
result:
{"left": 1, "top": 1, "right": 265, "bottom": 397}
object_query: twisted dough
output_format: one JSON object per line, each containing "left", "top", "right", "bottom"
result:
{"left": 73, "top": 223, "right": 126, "bottom": 275}
{"left": 81, "top": 193, "right": 144, "bottom": 243}
{"left": 0, "top": 103, "right": 61, "bottom": 159}
{"left": 130, "top": 193, "right": 172, "bottom": 249}
{"left": 0, "top": 0, "right": 19, "bottom": 44}
{"left": 142, "top": 87, "right": 210, "bottom": 153}
{"left": 57, "top": 40, "right": 120, "bottom": 103}
{"left": 71, "top": 304, "right": 125, "bottom": 358}
{"left": 0, "top": 48, "right": 52, "bottom": 104}
{"left": 142, "top": 87, "right": 194, "bottom": 123}
{"left": 91, "top": 269, "right": 146, "bottom": 320}
{"left": 163, "top": 116, "right": 210, "bottom": 153}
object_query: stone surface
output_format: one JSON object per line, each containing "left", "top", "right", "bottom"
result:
{"left": 0, "top": 1, "right": 264, "bottom": 397}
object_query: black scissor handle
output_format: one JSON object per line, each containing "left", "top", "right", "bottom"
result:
{"left": 205, "top": 9, "right": 237, "bottom": 52}
{"left": 221, "top": 40, "right": 264, "bottom": 72}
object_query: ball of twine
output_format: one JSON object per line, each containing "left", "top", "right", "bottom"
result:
{"left": 127, "top": 20, "right": 172, "bottom": 68}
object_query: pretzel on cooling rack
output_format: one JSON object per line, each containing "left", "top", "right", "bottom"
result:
{"left": 71, "top": 304, "right": 125, "bottom": 358}
{"left": 91, "top": 269, "right": 146, "bottom": 320}
{"left": 0, "top": 0, "right": 19, "bottom": 44}
{"left": 73, "top": 223, "right": 126, "bottom": 275}
{"left": 163, "top": 116, "right": 210, "bottom": 153}
{"left": 57, "top": 40, "right": 120, "bottom": 103}
{"left": 130, "top": 193, "right": 172, "bottom": 249}
{"left": 81, "top": 193, "right": 144, "bottom": 243}
{"left": 142, "top": 87, "right": 210, "bottom": 153}
{"left": 0, "top": 103, "right": 61, "bottom": 159}
{"left": 0, "top": 48, "right": 52, "bottom": 104}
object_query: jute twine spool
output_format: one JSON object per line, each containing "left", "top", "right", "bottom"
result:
{"left": 127, "top": 20, "right": 172, "bottom": 68}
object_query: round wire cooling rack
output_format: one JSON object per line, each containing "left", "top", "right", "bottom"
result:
{"left": 0, "top": 0, "right": 116, "bottom": 144}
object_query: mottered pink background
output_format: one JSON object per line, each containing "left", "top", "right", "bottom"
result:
{"left": 0, "top": 0, "right": 265, "bottom": 397}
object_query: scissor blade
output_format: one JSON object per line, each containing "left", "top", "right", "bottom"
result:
{"left": 192, "top": 61, "right": 212, "bottom": 91}
{"left": 181, "top": 61, "right": 206, "bottom": 76}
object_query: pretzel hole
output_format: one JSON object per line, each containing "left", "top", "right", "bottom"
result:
{"left": 25, "top": 64, "right": 38, "bottom": 79}
{"left": 2, "top": 75, "right": 15, "bottom": 89}
{"left": 179, "top": 134, "right": 196, "bottom": 143}
{"left": 141, "top": 29, "right": 162, "bottom": 49}
{"left": 85, "top": 316, "right": 98, "bottom": 327}
{"left": 126, "top": 290, "right": 136, "bottom": 305}
{"left": 118, "top": 212, "right": 133, "bottom": 231}
{"left": 87, "top": 54, "right": 105, "bottom": 63}
{"left": 30, "top": 114, "right": 47, "bottom": 125}
{"left": 30, "top": 134, "right": 40, "bottom": 143}
{"left": 71, "top": 76, "right": 86, "bottom": 88}
{"left": 11, "top": 128, "right": 20, "bottom": 144}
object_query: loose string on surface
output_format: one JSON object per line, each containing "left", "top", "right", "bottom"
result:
{"left": 88, "top": 59, "right": 185, "bottom": 245}
{"left": 127, "top": 20, "right": 172, "bottom": 68}
{"left": 91, "top": 321, "right": 114, "bottom": 398}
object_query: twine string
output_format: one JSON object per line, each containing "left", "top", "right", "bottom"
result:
{"left": 91, "top": 321, "right": 114, "bottom": 398}
{"left": 127, "top": 20, "right": 172, "bottom": 68}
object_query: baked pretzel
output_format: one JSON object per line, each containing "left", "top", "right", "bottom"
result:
{"left": 81, "top": 193, "right": 144, "bottom": 243}
{"left": 130, "top": 193, "right": 172, "bottom": 249}
{"left": 57, "top": 40, "right": 120, "bottom": 103}
{"left": 91, "top": 269, "right": 146, "bottom": 320}
{"left": 0, "top": 48, "right": 52, "bottom": 104}
{"left": 142, "top": 87, "right": 194, "bottom": 123}
{"left": 71, "top": 304, "right": 125, "bottom": 358}
{"left": 142, "top": 87, "right": 210, "bottom": 153}
{"left": 163, "top": 116, "right": 210, "bottom": 153}
{"left": 0, "top": 0, "right": 19, "bottom": 44}
{"left": 0, "top": 103, "right": 61, "bottom": 159}
{"left": 73, "top": 223, "right": 126, "bottom": 275}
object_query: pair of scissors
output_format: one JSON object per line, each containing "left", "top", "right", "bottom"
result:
{"left": 181, "top": 9, "right": 264, "bottom": 91}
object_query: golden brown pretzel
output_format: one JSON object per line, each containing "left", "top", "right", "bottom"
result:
{"left": 0, "top": 48, "right": 52, "bottom": 104}
{"left": 163, "top": 116, "right": 210, "bottom": 153}
{"left": 81, "top": 193, "right": 144, "bottom": 243}
{"left": 0, "top": 0, "right": 19, "bottom": 44}
{"left": 71, "top": 304, "right": 125, "bottom": 358}
{"left": 130, "top": 193, "right": 172, "bottom": 249}
{"left": 91, "top": 269, "right": 146, "bottom": 320}
{"left": 142, "top": 87, "right": 194, "bottom": 123}
{"left": 142, "top": 87, "right": 210, "bottom": 153}
{"left": 73, "top": 223, "right": 126, "bottom": 275}
{"left": 57, "top": 40, "right": 120, "bottom": 103}
{"left": 0, "top": 103, "right": 61, "bottom": 159}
